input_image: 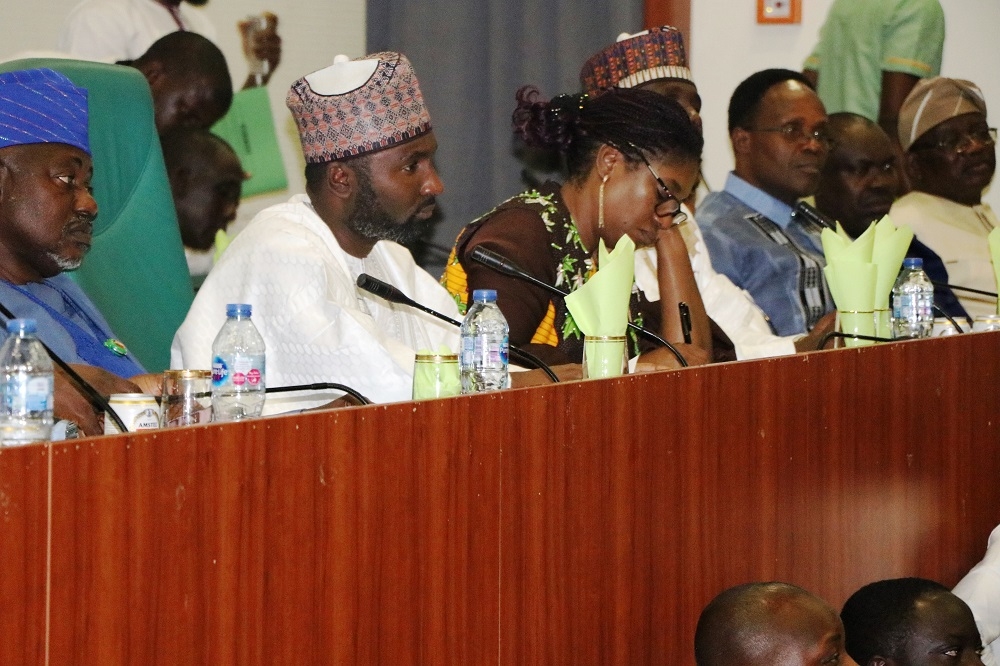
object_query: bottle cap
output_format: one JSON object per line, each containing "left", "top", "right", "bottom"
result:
{"left": 902, "top": 257, "right": 923, "bottom": 269}
{"left": 226, "top": 303, "right": 252, "bottom": 317}
{"left": 6, "top": 318, "right": 37, "bottom": 334}
{"left": 471, "top": 289, "right": 497, "bottom": 303}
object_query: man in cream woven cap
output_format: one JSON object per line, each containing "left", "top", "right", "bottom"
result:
{"left": 889, "top": 77, "right": 998, "bottom": 317}
{"left": 171, "top": 52, "right": 460, "bottom": 411}
{"left": 581, "top": 29, "right": 835, "bottom": 359}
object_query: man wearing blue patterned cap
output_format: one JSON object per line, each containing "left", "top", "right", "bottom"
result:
{"left": 0, "top": 68, "right": 157, "bottom": 435}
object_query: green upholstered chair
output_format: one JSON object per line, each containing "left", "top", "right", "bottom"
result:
{"left": 0, "top": 58, "right": 194, "bottom": 372}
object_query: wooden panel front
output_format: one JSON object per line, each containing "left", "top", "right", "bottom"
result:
{"left": 0, "top": 333, "right": 997, "bottom": 664}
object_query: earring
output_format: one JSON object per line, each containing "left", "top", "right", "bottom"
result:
{"left": 598, "top": 174, "right": 608, "bottom": 229}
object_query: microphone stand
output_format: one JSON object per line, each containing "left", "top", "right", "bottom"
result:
{"left": 931, "top": 281, "right": 998, "bottom": 299}
{"left": 355, "top": 274, "right": 560, "bottom": 383}
{"left": 266, "top": 383, "right": 371, "bottom": 405}
{"left": 469, "top": 246, "right": 689, "bottom": 368}
{"left": 817, "top": 331, "right": 899, "bottom": 349}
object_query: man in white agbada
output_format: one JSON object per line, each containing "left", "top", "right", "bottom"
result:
{"left": 170, "top": 52, "right": 458, "bottom": 413}
{"left": 889, "top": 76, "right": 998, "bottom": 318}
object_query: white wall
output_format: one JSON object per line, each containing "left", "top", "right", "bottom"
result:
{"left": 690, "top": 0, "right": 1000, "bottom": 212}
{"left": 3, "top": 2, "right": 996, "bottom": 213}
{"left": 0, "top": 0, "right": 366, "bottom": 228}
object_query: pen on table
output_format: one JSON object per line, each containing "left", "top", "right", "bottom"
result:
{"left": 678, "top": 302, "right": 692, "bottom": 344}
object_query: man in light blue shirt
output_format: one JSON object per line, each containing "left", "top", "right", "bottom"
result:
{"left": 699, "top": 69, "right": 835, "bottom": 337}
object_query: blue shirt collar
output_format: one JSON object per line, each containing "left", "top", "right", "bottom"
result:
{"left": 723, "top": 173, "right": 795, "bottom": 229}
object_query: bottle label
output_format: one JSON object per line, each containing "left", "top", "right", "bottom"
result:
{"left": 212, "top": 354, "right": 264, "bottom": 389}
{"left": 211, "top": 356, "right": 229, "bottom": 386}
{"left": 460, "top": 334, "right": 508, "bottom": 368}
{"left": 2, "top": 375, "right": 53, "bottom": 413}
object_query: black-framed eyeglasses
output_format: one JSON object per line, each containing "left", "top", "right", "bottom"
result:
{"left": 910, "top": 127, "right": 997, "bottom": 155}
{"left": 631, "top": 148, "right": 687, "bottom": 223}
{"left": 747, "top": 122, "right": 833, "bottom": 149}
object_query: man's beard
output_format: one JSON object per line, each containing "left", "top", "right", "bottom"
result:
{"left": 347, "top": 173, "right": 435, "bottom": 246}
{"left": 46, "top": 252, "right": 83, "bottom": 272}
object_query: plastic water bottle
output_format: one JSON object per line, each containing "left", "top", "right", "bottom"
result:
{"left": 0, "top": 319, "right": 54, "bottom": 446}
{"left": 211, "top": 304, "right": 266, "bottom": 421}
{"left": 460, "top": 289, "right": 509, "bottom": 393}
{"left": 891, "top": 258, "right": 934, "bottom": 339}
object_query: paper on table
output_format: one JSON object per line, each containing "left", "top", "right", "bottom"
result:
{"left": 821, "top": 221, "right": 876, "bottom": 265}
{"left": 565, "top": 235, "right": 635, "bottom": 336}
{"left": 989, "top": 228, "right": 1000, "bottom": 311}
{"left": 412, "top": 345, "right": 460, "bottom": 399}
{"left": 824, "top": 260, "right": 878, "bottom": 346}
{"left": 565, "top": 236, "right": 635, "bottom": 375}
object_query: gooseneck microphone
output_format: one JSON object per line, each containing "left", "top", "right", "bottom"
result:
{"left": 792, "top": 201, "right": 837, "bottom": 230}
{"left": 469, "top": 246, "right": 689, "bottom": 368}
{"left": 931, "top": 281, "right": 998, "bottom": 299}
{"left": 355, "top": 274, "right": 560, "bottom": 383}
{"left": 266, "top": 383, "right": 371, "bottom": 405}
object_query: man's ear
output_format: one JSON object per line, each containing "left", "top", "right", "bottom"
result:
{"left": 137, "top": 60, "right": 163, "bottom": 88}
{"left": 168, "top": 165, "right": 191, "bottom": 198}
{"left": 0, "top": 156, "right": 12, "bottom": 201}
{"left": 326, "top": 162, "right": 355, "bottom": 199}
{"left": 904, "top": 151, "right": 922, "bottom": 188}
{"left": 731, "top": 127, "right": 751, "bottom": 156}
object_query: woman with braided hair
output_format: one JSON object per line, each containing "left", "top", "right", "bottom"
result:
{"left": 442, "top": 85, "right": 710, "bottom": 368}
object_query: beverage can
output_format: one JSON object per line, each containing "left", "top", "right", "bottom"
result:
{"left": 972, "top": 314, "right": 1000, "bottom": 333}
{"left": 104, "top": 393, "right": 161, "bottom": 435}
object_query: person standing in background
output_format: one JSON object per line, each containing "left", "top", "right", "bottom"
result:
{"left": 59, "top": 0, "right": 281, "bottom": 89}
{"left": 803, "top": 0, "right": 944, "bottom": 148}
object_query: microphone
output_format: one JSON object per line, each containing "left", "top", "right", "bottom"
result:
{"left": 266, "top": 382, "right": 371, "bottom": 405}
{"left": 355, "top": 274, "right": 560, "bottom": 383}
{"left": 817, "top": 331, "right": 898, "bottom": 349}
{"left": 469, "top": 246, "right": 689, "bottom": 368}
{"left": 0, "top": 300, "right": 127, "bottom": 433}
{"left": 792, "top": 201, "right": 837, "bottom": 230}
{"left": 930, "top": 280, "right": 998, "bottom": 299}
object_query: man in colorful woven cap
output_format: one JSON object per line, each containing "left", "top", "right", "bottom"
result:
{"left": 889, "top": 77, "right": 998, "bottom": 318}
{"left": 580, "top": 26, "right": 701, "bottom": 130}
{"left": 172, "top": 52, "right": 461, "bottom": 411}
{"left": 0, "top": 68, "right": 156, "bottom": 434}
{"left": 580, "top": 29, "right": 836, "bottom": 359}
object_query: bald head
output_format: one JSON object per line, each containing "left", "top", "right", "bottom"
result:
{"left": 695, "top": 582, "right": 847, "bottom": 666}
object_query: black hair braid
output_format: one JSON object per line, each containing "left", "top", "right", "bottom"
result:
{"left": 512, "top": 85, "right": 703, "bottom": 182}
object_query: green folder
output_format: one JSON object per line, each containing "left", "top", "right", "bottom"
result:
{"left": 212, "top": 86, "right": 288, "bottom": 197}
